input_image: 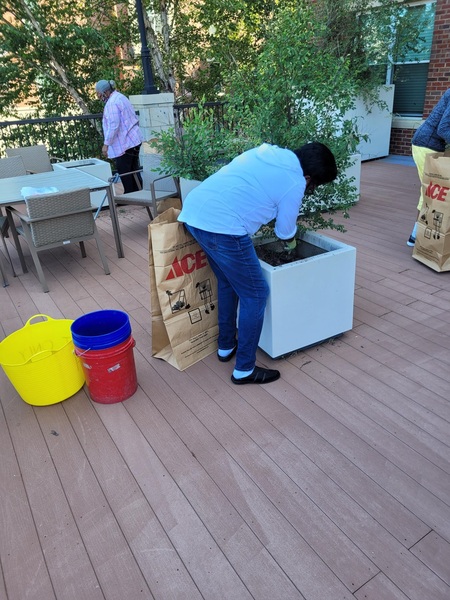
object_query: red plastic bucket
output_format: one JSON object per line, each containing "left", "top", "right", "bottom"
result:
{"left": 74, "top": 336, "right": 137, "bottom": 404}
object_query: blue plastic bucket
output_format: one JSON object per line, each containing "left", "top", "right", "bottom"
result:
{"left": 70, "top": 310, "right": 131, "bottom": 350}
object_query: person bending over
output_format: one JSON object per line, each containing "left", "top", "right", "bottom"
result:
{"left": 178, "top": 141, "right": 337, "bottom": 385}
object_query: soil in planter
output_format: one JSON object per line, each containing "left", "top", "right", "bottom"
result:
{"left": 255, "top": 239, "right": 327, "bottom": 266}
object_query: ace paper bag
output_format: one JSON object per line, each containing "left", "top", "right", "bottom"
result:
{"left": 412, "top": 153, "right": 450, "bottom": 272}
{"left": 148, "top": 207, "right": 219, "bottom": 370}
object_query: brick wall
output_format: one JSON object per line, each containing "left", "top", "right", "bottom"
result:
{"left": 423, "top": 0, "right": 450, "bottom": 115}
{"left": 389, "top": 127, "right": 415, "bottom": 155}
{"left": 390, "top": 0, "right": 449, "bottom": 156}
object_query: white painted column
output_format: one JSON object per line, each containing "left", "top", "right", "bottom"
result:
{"left": 129, "top": 92, "right": 175, "bottom": 142}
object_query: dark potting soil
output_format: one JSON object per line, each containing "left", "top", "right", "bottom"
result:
{"left": 255, "top": 239, "right": 327, "bottom": 266}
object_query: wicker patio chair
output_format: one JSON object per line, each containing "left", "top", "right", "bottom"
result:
{"left": 5, "top": 144, "right": 62, "bottom": 174}
{"left": 0, "top": 154, "right": 26, "bottom": 179}
{"left": 110, "top": 153, "right": 180, "bottom": 219}
{"left": 0, "top": 155, "right": 27, "bottom": 277}
{"left": 7, "top": 187, "right": 110, "bottom": 292}
{"left": 0, "top": 212, "right": 15, "bottom": 279}
{"left": 0, "top": 249, "right": 9, "bottom": 286}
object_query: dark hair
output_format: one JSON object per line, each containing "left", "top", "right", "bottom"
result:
{"left": 293, "top": 142, "right": 337, "bottom": 185}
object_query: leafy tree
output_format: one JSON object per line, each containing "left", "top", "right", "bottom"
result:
{"left": 223, "top": 1, "right": 359, "bottom": 231}
{"left": 0, "top": 0, "right": 140, "bottom": 117}
{"left": 0, "top": 0, "right": 431, "bottom": 117}
{"left": 150, "top": 0, "right": 431, "bottom": 235}
{"left": 0, "top": 0, "right": 273, "bottom": 115}
{"left": 313, "top": 0, "right": 433, "bottom": 94}
{"left": 143, "top": 0, "right": 430, "bottom": 102}
{"left": 224, "top": 0, "right": 430, "bottom": 231}
{"left": 175, "top": 0, "right": 275, "bottom": 100}
{"left": 142, "top": 0, "right": 281, "bottom": 100}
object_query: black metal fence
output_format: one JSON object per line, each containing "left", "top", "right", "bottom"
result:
{"left": 173, "top": 102, "right": 226, "bottom": 134}
{"left": 0, "top": 114, "right": 105, "bottom": 161}
{"left": 0, "top": 102, "right": 226, "bottom": 161}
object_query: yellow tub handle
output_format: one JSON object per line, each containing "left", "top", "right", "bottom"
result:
{"left": 25, "top": 314, "right": 57, "bottom": 327}
{"left": 29, "top": 349, "right": 55, "bottom": 363}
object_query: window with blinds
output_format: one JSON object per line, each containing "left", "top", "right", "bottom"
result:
{"left": 392, "top": 2, "right": 435, "bottom": 116}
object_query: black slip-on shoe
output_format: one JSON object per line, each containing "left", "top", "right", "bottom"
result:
{"left": 231, "top": 366, "right": 280, "bottom": 385}
{"left": 217, "top": 346, "right": 237, "bottom": 362}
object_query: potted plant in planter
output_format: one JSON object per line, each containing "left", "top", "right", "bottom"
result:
{"left": 253, "top": 232, "right": 356, "bottom": 358}
{"left": 222, "top": 3, "right": 363, "bottom": 357}
{"left": 150, "top": 102, "right": 358, "bottom": 358}
{"left": 147, "top": 0, "right": 431, "bottom": 358}
{"left": 149, "top": 5, "right": 364, "bottom": 357}
{"left": 150, "top": 102, "right": 257, "bottom": 200}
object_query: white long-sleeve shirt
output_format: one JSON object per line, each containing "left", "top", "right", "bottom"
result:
{"left": 178, "top": 144, "right": 306, "bottom": 240}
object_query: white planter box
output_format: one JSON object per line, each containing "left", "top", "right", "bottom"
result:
{"left": 53, "top": 158, "right": 112, "bottom": 208}
{"left": 347, "top": 85, "right": 395, "bottom": 161}
{"left": 345, "top": 153, "right": 361, "bottom": 201}
{"left": 255, "top": 231, "right": 356, "bottom": 358}
{"left": 180, "top": 177, "right": 202, "bottom": 202}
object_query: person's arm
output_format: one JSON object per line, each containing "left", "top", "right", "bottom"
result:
{"left": 273, "top": 182, "right": 305, "bottom": 248}
{"left": 436, "top": 102, "right": 450, "bottom": 142}
{"left": 274, "top": 201, "right": 302, "bottom": 240}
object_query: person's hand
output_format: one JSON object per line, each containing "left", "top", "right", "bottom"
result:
{"left": 102, "top": 144, "right": 108, "bottom": 157}
{"left": 283, "top": 238, "right": 297, "bottom": 251}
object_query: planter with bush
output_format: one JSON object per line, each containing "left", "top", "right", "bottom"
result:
{"left": 149, "top": 14, "right": 361, "bottom": 354}
{"left": 147, "top": 0, "right": 430, "bottom": 356}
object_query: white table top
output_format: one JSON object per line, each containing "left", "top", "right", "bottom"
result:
{"left": 0, "top": 169, "right": 110, "bottom": 206}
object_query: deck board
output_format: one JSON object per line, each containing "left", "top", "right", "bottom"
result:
{"left": 1, "top": 158, "right": 450, "bottom": 599}
{"left": 410, "top": 532, "right": 450, "bottom": 586}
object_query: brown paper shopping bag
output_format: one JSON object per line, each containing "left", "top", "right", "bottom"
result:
{"left": 412, "top": 153, "right": 450, "bottom": 272}
{"left": 148, "top": 207, "right": 219, "bottom": 370}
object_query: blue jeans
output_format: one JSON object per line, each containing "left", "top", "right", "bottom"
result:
{"left": 185, "top": 224, "right": 269, "bottom": 372}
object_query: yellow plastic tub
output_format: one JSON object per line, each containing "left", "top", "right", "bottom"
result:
{"left": 0, "top": 314, "right": 85, "bottom": 406}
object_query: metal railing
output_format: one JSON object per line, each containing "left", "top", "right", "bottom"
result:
{"left": 0, "top": 114, "right": 105, "bottom": 161}
{"left": 173, "top": 101, "right": 227, "bottom": 135}
{"left": 0, "top": 102, "right": 226, "bottom": 161}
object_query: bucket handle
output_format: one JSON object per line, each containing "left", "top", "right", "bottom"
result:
{"left": 0, "top": 315, "right": 73, "bottom": 367}
{"left": 10, "top": 345, "right": 70, "bottom": 366}
{"left": 74, "top": 338, "right": 136, "bottom": 358}
{"left": 23, "top": 315, "right": 72, "bottom": 364}
{"left": 25, "top": 314, "right": 58, "bottom": 327}
{"left": 28, "top": 349, "right": 59, "bottom": 363}
{"left": 75, "top": 347, "right": 92, "bottom": 357}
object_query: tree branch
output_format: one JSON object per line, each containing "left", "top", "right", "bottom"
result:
{"left": 15, "top": 0, "right": 91, "bottom": 113}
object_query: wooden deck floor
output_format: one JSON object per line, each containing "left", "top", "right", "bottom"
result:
{"left": 1, "top": 159, "right": 449, "bottom": 600}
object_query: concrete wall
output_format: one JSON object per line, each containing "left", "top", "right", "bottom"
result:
{"left": 129, "top": 92, "right": 175, "bottom": 142}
